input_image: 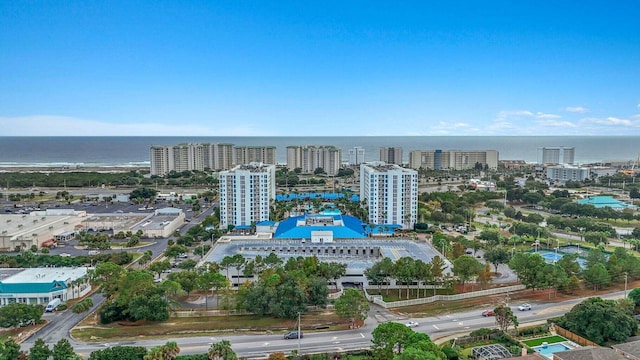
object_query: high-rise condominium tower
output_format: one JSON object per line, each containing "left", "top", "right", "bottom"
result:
{"left": 379, "top": 147, "right": 403, "bottom": 165}
{"left": 538, "top": 146, "right": 575, "bottom": 165}
{"left": 360, "top": 161, "right": 418, "bottom": 230}
{"left": 218, "top": 163, "right": 276, "bottom": 228}
{"left": 348, "top": 146, "right": 365, "bottom": 165}
{"left": 286, "top": 145, "right": 342, "bottom": 175}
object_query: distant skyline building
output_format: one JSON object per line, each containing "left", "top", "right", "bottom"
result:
{"left": 348, "top": 146, "right": 365, "bottom": 165}
{"left": 360, "top": 161, "right": 418, "bottom": 230}
{"left": 286, "top": 145, "right": 342, "bottom": 175}
{"left": 218, "top": 163, "right": 276, "bottom": 228}
{"left": 545, "top": 164, "right": 590, "bottom": 182}
{"left": 379, "top": 147, "right": 403, "bottom": 165}
{"left": 408, "top": 150, "right": 499, "bottom": 170}
{"left": 538, "top": 146, "right": 575, "bottom": 165}
{"left": 234, "top": 146, "right": 276, "bottom": 166}
{"left": 150, "top": 143, "right": 237, "bottom": 176}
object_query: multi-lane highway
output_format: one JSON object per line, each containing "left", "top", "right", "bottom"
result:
{"left": 21, "top": 290, "right": 627, "bottom": 359}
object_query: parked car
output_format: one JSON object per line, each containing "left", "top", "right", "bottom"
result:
{"left": 518, "top": 303, "right": 532, "bottom": 311}
{"left": 284, "top": 331, "right": 303, "bottom": 340}
{"left": 405, "top": 321, "right": 419, "bottom": 328}
{"left": 482, "top": 310, "right": 494, "bottom": 317}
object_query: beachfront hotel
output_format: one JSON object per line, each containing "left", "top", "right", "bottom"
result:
{"left": 348, "top": 146, "right": 365, "bottom": 165}
{"left": 150, "top": 143, "right": 233, "bottom": 175}
{"left": 360, "top": 161, "right": 418, "bottom": 230}
{"left": 408, "top": 149, "right": 499, "bottom": 170}
{"left": 234, "top": 146, "right": 276, "bottom": 166}
{"left": 538, "top": 146, "right": 575, "bottom": 165}
{"left": 286, "top": 145, "right": 342, "bottom": 175}
{"left": 218, "top": 163, "right": 276, "bottom": 229}
{"left": 379, "top": 146, "right": 403, "bottom": 165}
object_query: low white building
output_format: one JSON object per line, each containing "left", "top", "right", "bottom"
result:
{"left": 0, "top": 267, "right": 91, "bottom": 307}
{"left": 0, "top": 210, "right": 86, "bottom": 250}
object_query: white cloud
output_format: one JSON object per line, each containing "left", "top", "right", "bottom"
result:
{"left": 564, "top": 106, "right": 589, "bottom": 114}
{"left": 580, "top": 117, "right": 640, "bottom": 127}
{"left": 535, "top": 112, "right": 561, "bottom": 119}
{"left": 535, "top": 119, "right": 577, "bottom": 128}
{"left": 0, "top": 115, "right": 274, "bottom": 136}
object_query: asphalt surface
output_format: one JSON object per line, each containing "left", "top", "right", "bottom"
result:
{"left": 20, "top": 289, "right": 628, "bottom": 359}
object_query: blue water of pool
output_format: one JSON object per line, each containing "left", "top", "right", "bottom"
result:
{"left": 538, "top": 251, "right": 587, "bottom": 268}
{"left": 534, "top": 343, "right": 571, "bottom": 357}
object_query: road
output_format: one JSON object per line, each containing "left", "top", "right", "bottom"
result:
{"left": 20, "top": 289, "right": 627, "bottom": 359}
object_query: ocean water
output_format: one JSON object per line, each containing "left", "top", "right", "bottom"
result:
{"left": 0, "top": 136, "right": 638, "bottom": 167}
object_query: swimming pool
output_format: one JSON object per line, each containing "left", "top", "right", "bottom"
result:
{"left": 533, "top": 343, "right": 571, "bottom": 359}
{"left": 538, "top": 251, "right": 587, "bottom": 268}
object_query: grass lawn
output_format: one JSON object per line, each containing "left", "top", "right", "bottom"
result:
{"left": 521, "top": 336, "right": 567, "bottom": 347}
{"left": 71, "top": 310, "right": 349, "bottom": 342}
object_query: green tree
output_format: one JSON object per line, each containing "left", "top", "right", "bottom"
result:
{"left": 371, "top": 322, "right": 413, "bottom": 360}
{"left": 208, "top": 340, "right": 237, "bottom": 360}
{"left": 583, "top": 263, "right": 611, "bottom": 291}
{"left": 0, "top": 302, "right": 43, "bottom": 328}
{"left": 558, "top": 297, "right": 636, "bottom": 345}
{"left": 483, "top": 247, "right": 511, "bottom": 273}
{"left": 452, "top": 255, "right": 483, "bottom": 290}
{"left": 89, "top": 261, "right": 126, "bottom": 298}
{"left": 494, "top": 303, "right": 518, "bottom": 332}
{"left": 149, "top": 260, "right": 172, "bottom": 278}
{"left": 0, "top": 338, "right": 23, "bottom": 359}
{"left": 164, "top": 244, "right": 189, "bottom": 260}
{"left": 88, "top": 345, "right": 147, "bottom": 360}
{"left": 628, "top": 287, "right": 640, "bottom": 307}
{"left": 29, "top": 338, "right": 51, "bottom": 360}
{"left": 53, "top": 338, "right": 80, "bottom": 360}
{"left": 306, "top": 276, "right": 329, "bottom": 308}
{"left": 334, "top": 289, "right": 370, "bottom": 327}
{"left": 509, "top": 252, "right": 547, "bottom": 290}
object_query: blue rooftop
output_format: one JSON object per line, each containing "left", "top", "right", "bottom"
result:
{"left": 274, "top": 213, "right": 368, "bottom": 239}
{"left": 577, "top": 196, "right": 633, "bottom": 209}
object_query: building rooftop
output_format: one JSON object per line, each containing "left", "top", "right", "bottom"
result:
{"left": 274, "top": 213, "right": 368, "bottom": 239}
{"left": 553, "top": 346, "right": 621, "bottom": 360}
{"left": 0, "top": 267, "right": 87, "bottom": 284}
{"left": 577, "top": 196, "right": 633, "bottom": 209}
{"left": 612, "top": 339, "right": 640, "bottom": 357}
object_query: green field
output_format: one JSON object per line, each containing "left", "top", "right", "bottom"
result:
{"left": 521, "top": 335, "right": 567, "bottom": 347}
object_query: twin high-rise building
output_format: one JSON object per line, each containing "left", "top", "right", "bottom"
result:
{"left": 360, "top": 162, "right": 418, "bottom": 230}
{"left": 286, "top": 145, "right": 342, "bottom": 175}
{"left": 348, "top": 146, "right": 365, "bottom": 165}
{"left": 408, "top": 150, "right": 499, "bottom": 170}
{"left": 150, "top": 143, "right": 274, "bottom": 176}
{"left": 218, "top": 163, "right": 276, "bottom": 228}
{"left": 379, "top": 147, "right": 403, "bottom": 165}
{"left": 537, "top": 146, "right": 575, "bottom": 165}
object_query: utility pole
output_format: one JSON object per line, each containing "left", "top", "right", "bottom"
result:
{"left": 625, "top": 273, "right": 629, "bottom": 298}
{"left": 297, "top": 312, "right": 301, "bottom": 355}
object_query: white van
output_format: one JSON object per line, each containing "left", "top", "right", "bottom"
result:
{"left": 45, "top": 298, "right": 62, "bottom": 312}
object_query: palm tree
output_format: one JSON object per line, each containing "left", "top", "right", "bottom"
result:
{"left": 208, "top": 340, "right": 237, "bottom": 360}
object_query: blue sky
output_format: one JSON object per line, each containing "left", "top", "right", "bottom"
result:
{"left": 1, "top": 1, "right": 639, "bottom": 136}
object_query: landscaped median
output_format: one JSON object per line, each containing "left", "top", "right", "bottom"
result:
{"left": 70, "top": 311, "right": 348, "bottom": 341}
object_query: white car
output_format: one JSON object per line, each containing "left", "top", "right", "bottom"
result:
{"left": 518, "top": 303, "right": 532, "bottom": 311}
{"left": 405, "top": 321, "right": 419, "bottom": 328}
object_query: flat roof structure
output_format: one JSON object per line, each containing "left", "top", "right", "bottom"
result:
{"left": 205, "top": 237, "right": 452, "bottom": 275}
{"left": 274, "top": 213, "right": 369, "bottom": 239}
{"left": 1, "top": 267, "right": 87, "bottom": 285}
{"left": 577, "top": 195, "right": 634, "bottom": 209}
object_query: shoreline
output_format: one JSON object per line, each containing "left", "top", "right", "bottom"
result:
{"left": 0, "top": 166, "right": 149, "bottom": 173}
